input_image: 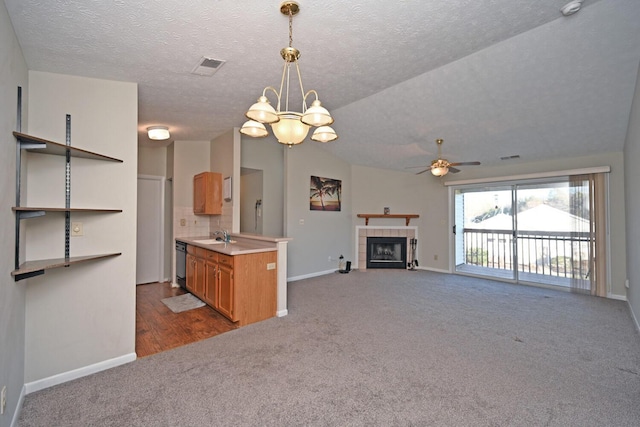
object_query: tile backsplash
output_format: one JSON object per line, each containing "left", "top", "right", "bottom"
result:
{"left": 174, "top": 206, "right": 210, "bottom": 238}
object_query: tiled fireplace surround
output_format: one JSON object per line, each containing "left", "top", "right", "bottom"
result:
{"left": 355, "top": 226, "right": 418, "bottom": 270}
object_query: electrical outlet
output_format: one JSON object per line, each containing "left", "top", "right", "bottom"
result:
{"left": 267, "top": 262, "right": 276, "bottom": 270}
{"left": 180, "top": 218, "right": 186, "bottom": 226}
{"left": 1, "top": 385, "right": 6, "bottom": 415}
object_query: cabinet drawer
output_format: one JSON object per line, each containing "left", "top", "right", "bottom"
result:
{"left": 218, "top": 253, "right": 233, "bottom": 268}
{"left": 187, "top": 244, "right": 197, "bottom": 255}
{"left": 200, "top": 248, "right": 218, "bottom": 262}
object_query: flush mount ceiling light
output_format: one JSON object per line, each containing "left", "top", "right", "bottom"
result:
{"left": 147, "top": 126, "right": 170, "bottom": 141}
{"left": 561, "top": 0, "right": 583, "bottom": 16}
{"left": 239, "top": 1, "right": 337, "bottom": 147}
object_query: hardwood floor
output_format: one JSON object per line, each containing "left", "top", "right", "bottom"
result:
{"left": 136, "top": 282, "right": 237, "bottom": 357}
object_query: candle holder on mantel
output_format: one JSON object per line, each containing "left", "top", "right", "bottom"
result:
{"left": 384, "top": 207, "right": 390, "bottom": 215}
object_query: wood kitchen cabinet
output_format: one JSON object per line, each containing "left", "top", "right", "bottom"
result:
{"left": 216, "top": 254, "right": 234, "bottom": 319}
{"left": 193, "top": 172, "right": 222, "bottom": 215}
{"left": 185, "top": 244, "right": 277, "bottom": 326}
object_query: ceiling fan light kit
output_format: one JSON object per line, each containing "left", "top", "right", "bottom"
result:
{"left": 240, "top": 1, "right": 338, "bottom": 147}
{"left": 408, "top": 138, "right": 481, "bottom": 176}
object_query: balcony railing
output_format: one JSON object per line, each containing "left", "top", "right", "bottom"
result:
{"left": 462, "top": 228, "right": 591, "bottom": 283}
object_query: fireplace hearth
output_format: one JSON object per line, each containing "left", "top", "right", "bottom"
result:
{"left": 366, "top": 237, "right": 407, "bottom": 269}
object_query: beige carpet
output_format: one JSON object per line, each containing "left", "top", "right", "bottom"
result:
{"left": 18, "top": 270, "right": 640, "bottom": 426}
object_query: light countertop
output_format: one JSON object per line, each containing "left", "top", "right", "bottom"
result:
{"left": 176, "top": 233, "right": 290, "bottom": 256}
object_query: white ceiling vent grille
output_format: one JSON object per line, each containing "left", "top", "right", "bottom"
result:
{"left": 191, "top": 56, "right": 226, "bottom": 76}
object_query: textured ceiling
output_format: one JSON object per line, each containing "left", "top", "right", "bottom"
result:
{"left": 5, "top": 0, "right": 640, "bottom": 172}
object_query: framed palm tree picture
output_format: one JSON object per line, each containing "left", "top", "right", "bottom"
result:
{"left": 310, "top": 176, "right": 342, "bottom": 211}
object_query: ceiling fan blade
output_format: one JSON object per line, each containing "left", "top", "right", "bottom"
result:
{"left": 448, "top": 161, "right": 481, "bottom": 166}
{"left": 405, "top": 165, "right": 430, "bottom": 169}
{"left": 415, "top": 168, "right": 432, "bottom": 175}
{"left": 448, "top": 167, "right": 461, "bottom": 173}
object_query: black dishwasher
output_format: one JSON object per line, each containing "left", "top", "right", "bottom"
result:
{"left": 175, "top": 241, "right": 187, "bottom": 289}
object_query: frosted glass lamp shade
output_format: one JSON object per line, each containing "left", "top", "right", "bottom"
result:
{"left": 246, "top": 96, "right": 279, "bottom": 124}
{"left": 147, "top": 126, "right": 170, "bottom": 140}
{"left": 311, "top": 126, "right": 338, "bottom": 142}
{"left": 270, "top": 113, "right": 310, "bottom": 146}
{"left": 301, "top": 100, "right": 334, "bottom": 127}
{"left": 239, "top": 120, "right": 268, "bottom": 138}
{"left": 431, "top": 166, "right": 449, "bottom": 177}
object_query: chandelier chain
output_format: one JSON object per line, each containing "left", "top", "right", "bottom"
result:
{"left": 288, "top": 9, "right": 293, "bottom": 48}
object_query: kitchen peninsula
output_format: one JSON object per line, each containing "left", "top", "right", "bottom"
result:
{"left": 176, "top": 234, "right": 290, "bottom": 326}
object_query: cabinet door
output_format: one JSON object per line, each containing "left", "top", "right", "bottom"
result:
{"left": 193, "top": 173, "right": 206, "bottom": 214}
{"left": 193, "top": 172, "right": 222, "bottom": 215}
{"left": 186, "top": 253, "right": 197, "bottom": 292}
{"left": 203, "top": 261, "right": 218, "bottom": 307}
{"left": 193, "top": 257, "right": 206, "bottom": 299}
{"left": 217, "top": 264, "right": 234, "bottom": 320}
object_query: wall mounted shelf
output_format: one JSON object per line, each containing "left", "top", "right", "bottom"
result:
{"left": 12, "top": 253, "right": 122, "bottom": 281}
{"left": 12, "top": 88, "right": 123, "bottom": 281}
{"left": 13, "top": 131, "right": 123, "bottom": 162}
{"left": 357, "top": 214, "right": 419, "bottom": 226}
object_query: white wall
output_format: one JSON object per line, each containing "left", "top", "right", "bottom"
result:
{"left": 624, "top": 62, "right": 640, "bottom": 329}
{"left": 442, "top": 151, "right": 628, "bottom": 298}
{"left": 241, "top": 135, "right": 285, "bottom": 237}
{"left": 285, "top": 142, "right": 352, "bottom": 278}
{"left": 0, "top": 2, "right": 28, "bottom": 424}
{"left": 138, "top": 145, "right": 167, "bottom": 177}
{"left": 209, "top": 129, "right": 238, "bottom": 233}
{"left": 24, "top": 71, "right": 138, "bottom": 383}
{"left": 172, "top": 140, "right": 210, "bottom": 238}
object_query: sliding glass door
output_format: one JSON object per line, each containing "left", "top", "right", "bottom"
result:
{"left": 454, "top": 177, "right": 596, "bottom": 290}
{"left": 454, "top": 186, "right": 515, "bottom": 280}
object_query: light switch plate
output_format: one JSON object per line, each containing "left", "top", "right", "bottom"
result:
{"left": 71, "top": 222, "right": 83, "bottom": 236}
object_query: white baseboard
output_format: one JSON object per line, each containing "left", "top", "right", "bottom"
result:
{"left": 608, "top": 293, "right": 627, "bottom": 301}
{"left": 276, "top": 309, "right": 288, "bottom": 317}
{"left": 416, "top": 266, "right": 451, "bottom": 274}
{"left": 24, "top": 352, "right": 137, "bottom": 395}
{"left": 629, "top": 301, "right": 640, "bottom": 332}
{"left": 287, "top": 269, "right": 335, "bottom": 282}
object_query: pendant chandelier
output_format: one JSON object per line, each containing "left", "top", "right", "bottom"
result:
{"left": 239, "top": 1, "right": 337, "bottom": 147}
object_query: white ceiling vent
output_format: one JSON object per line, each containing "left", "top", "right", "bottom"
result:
{"left": 191, "top": 57, "right": 226, "bottom": 76}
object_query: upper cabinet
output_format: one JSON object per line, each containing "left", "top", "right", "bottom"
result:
{"left": 193, "top": 171, "right": 222, "bottom": 215}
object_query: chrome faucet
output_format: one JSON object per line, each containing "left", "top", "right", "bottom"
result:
{"left": 212, "top": 230, "right": 230, "bottom": 242}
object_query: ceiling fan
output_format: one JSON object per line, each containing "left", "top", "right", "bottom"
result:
{"left": 409, "top": 138, "right": 481, "bottom": 176}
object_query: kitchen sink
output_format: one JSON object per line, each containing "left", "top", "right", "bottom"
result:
{"left": 193, "top": 239, "right": 237, "bottom": 245}
{"left": 193, "top": 239, "right": 224, "bottom": 245}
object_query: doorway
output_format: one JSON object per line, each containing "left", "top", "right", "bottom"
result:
{"left": 136, "top": 175, "right": 165, "bottom": 284}
{"left": 240, "top": 168, "right": 264, "bottom": 234}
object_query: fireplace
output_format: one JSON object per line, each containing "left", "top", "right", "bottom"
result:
{"left": 366, "top": 237, "right": 407, "bottom": 269}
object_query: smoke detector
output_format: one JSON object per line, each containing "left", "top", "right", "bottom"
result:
{"left": 561, "top": 1, "right": 583, "bottom": 16}
{"left": 191, "top": 56, "right": 226, "bottom": 76}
